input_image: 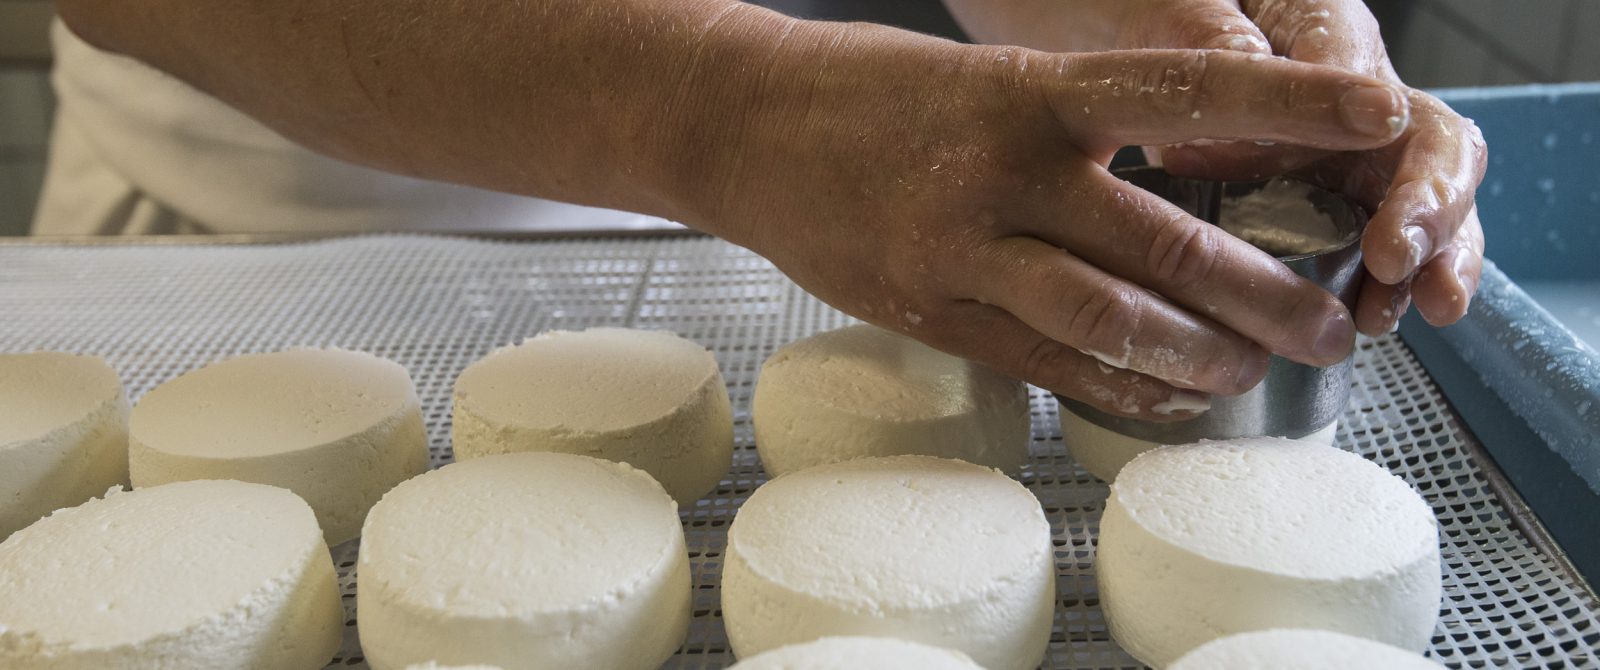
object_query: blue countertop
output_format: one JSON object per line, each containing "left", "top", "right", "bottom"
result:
{"left": 1409, "top": 83, "right": 1600, "bottom": 584}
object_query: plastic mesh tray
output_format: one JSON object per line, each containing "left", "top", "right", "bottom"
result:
{"left": 1, "top": 235, "right": 1595, "bottom": 669}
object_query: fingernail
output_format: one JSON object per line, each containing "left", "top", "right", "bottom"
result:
{"left": 1161, "top": 145, "right": 1212, "bottom": 176}
{"left": 1312, "top": 311, "right": 1356, "bottom": 363}
{"left": 1340, "top": 85, "right": 1407, "bottom": 138}
{"left": 1451, "top": 250, "right": 1478, "bottom": 296}
{"left": 1235, "top": 351, "right": 1270, "bottom": 392}
{"left": 1388, "top": 294, "right": 1412, "bottom": 334}
{"left": 1401, "top": 225, "right": 1431, "bottom": 276}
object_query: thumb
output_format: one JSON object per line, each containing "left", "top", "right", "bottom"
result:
{"left": 1127, "top": 1, "right": 1276, "bottom": 173}
{"left": 1124, "top": 0, "right": 1273, "bottom": 54}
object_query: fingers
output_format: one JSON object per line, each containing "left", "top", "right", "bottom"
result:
{"left": 1030, "top": 168, "right": 1358, "bottom": 367}
{"left": 1244, "top": 0, "right": 1390, "bottom": 76}
{"left": 919, "top": 301, "right": 1207, "bottom": 422}
{"left": 968, "top": 236, "right": 1269, "bottom": 394}
{"left": 1411, "top": 206, "right": 1485, "bottom": 326}
{"left": 1121, "top": 0, "right": 1271, "bottom": 54}
{"left": 1362, "top": 97, "right": 1488, "bottom": 284}
{"left": 1160, "top": 140, "right": 1330, "bottom": 182}
{"left": 1045, "top": 49, "right": 1410, "bottom": 153}
{"left": 1354, "top": 273, "right": 1411, "bottom": 336}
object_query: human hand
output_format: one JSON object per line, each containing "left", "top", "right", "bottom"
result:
{"left": 695, "top": 20, "right": 1411, "bottom": 420}
{"left": 1130, "top": 0, "right": 1488, "bottom": 334}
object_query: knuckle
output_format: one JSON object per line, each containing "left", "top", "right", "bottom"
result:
{"left": 983, "top": 46, "right": 1039, "bottom": 109}
{"left": 1063, "top": 279, "right": 1145, "bottom": 356}
{"left": 1272, "top": 76, "right": 1317, "bottom": 117}
{"left": 1147, "top": 213, "right": 1221, "bottom": 285}
{"left": 1017, "top": 337, "right": 1074, "bottom": 384}
{"left": 1279, "top": 287, "right": 1340, "bottom": 345}
{"left": 1136, "top": 51, "right": 1211, "bottom": 117}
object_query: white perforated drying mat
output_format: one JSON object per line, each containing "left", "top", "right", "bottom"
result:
{"left": 1, "top": 235, "right": 1596, "bottom": 669}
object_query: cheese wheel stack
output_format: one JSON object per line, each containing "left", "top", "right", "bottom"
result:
{"left": 753, "top": 325, "right": 1030, "bottom": 477}
{"left": 129, "top": 348, "right": 429, "bottom": 545}
{"left": 1097, "top": 438, "right": 1441, "bottom": 666}
{"left": 358, "top": 452, "right": 690, "bottom": 670}
{"left": 1059, "top": 405, "right": 1338, "bottom": 482}
{"left": 0, "top": 352, "right": 129, "bottom": 540}
{"left": 728, "top": 636, "right": 985, "bottom": 669}
{"left": 0, "top": 480, "right": 343, "bottom": 669}
{"left": 453, "top": 328, "right": 733, "bottom": 505}
{"left": 1169, "top": 629, "right": 1444, "bottom": 669}
{"left": 722, "top": 455, "right": 1055, "bottom": 670}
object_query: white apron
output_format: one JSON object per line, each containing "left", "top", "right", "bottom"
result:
{"left": 33, "top": 21, "right": 676, "bottom": 236}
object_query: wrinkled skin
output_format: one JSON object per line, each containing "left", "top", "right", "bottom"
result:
{"left": 58, "top": 0, "right": 1453, "bottom": 421}
{"left": 713, "top": 18, "right": 1415, "bottom": 421}
{"left": 949, "top": 0, "right": 1488, "bottom": 336}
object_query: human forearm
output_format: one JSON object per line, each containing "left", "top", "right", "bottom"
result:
{"left": 55, "top": 0, "right": 799, "bottom": 239}
{"left": 57, "top": 0, "right": 1423, "bottom": 423}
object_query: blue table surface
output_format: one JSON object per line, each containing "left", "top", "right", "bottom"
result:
{"left": 1412, "top": 84, "right": 1600, "bottom": 585}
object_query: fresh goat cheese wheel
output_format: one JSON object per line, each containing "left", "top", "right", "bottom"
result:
{"left": 129, "top": 348, "right": 429, "bottom": 545}
{"left": 728, "top": 636, "right": 984, "bottom": 669}
{"left": 752, "top": 325, "right": 1030, "bottom": 477}
{"left": 1170, "top": 629, "right": 1444, "bottom": 669}
{"left": 1097, "top": 438, "right": 1441, "bottom": 667}
{"left": 0, "top": 480, "right": 342, "bottom": 669}
{"left": 722, "top": 455, "right": 1054, "bottom": 670}
{"left": 0, "top": 352, "right": 129, "bottom": 540}
{"left": 1060, "top": 406, "right": 1339, "bottom": 482}
{"left": 358, "top": 452, "right": 690, "bottom": 670}
{"left": 452, "top": 328, "right": 733, "bottom": 505}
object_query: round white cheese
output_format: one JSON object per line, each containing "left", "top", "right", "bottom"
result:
{"left": 0, "top": 480, "right": 343, "bottom": 669}
{"left": 404, "top": 664, "right": 503, "bottom": 670}
{"left": 1060, "top": 406, "right": 1337, "bottom": 482}
{"left": 452, "top": 328, "right": 733, "bottom": 505}
{"left": 1097, "top": 438, "right": 1441, "bottom": 667}
{"left": 129, "top": 348, "right": 429, "bottom": 545}
{"left": 722, "top": 455, "right": 1055, "bottom": 670}
{"left": 358, "top": 452, "right": 689, "bottom": 670}
{"left": 1170, "top": 629, "right": 1444, "bottom": 669}
{"left": 752, "top": 325, "right": 1030, "bottom": 477}
{"left": 0, "top": 352, "right": 129, "bottom": 540}
{"left": 728, "top": 636, "right": 984, "bottom": 669}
